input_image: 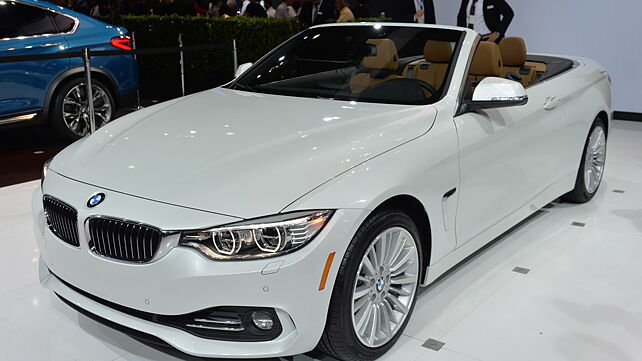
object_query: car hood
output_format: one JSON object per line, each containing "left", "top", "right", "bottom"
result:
{"left": 51, "top": 88, "right": 436, "bottom": 218}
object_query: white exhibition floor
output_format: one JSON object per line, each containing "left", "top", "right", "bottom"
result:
{"left": 1, "top": 120, "right": 641, "bottom": 361}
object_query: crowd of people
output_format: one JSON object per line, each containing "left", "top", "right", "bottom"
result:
{"left": 51, "top": 0, "right": 435, "bottom": 26}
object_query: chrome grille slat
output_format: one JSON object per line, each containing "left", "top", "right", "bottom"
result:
{"left": 43, "top": 196, "right": 79, "bottom": 247}
{"left": 193, "top": 317, "right": 243, "bottom": 325}
{"left": 88, "top": 218, "right": 161, "bottom": 263}
{"left": 184, "top": 324, "right": 245, "bottom": 332}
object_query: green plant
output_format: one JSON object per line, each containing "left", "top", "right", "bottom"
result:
{"left": 100, "top": 15, "right": 300, "bottom": 100}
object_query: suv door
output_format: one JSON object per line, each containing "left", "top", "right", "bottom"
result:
{"left": 0, "top": 1, "right": 72, "bottom": 122}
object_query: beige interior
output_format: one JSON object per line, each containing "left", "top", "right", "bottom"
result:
{"left": 467, "top": 37, "right": 549, "bottom": 87}
{"left": 499, "top": 37, "right": 535, "bottom": 86}
{"left": 468, "top": 41, "right": 503, "bottom": 83}
{"left": 350, "top": 39, "right": 401, "bottom": 93}
{"left": 402, "top": 40, "right": 453, "bottom": 91}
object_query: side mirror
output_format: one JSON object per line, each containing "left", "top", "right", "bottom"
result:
{"left": 235, "top": 62, "right": 253, "bottom": 78}
{"left": 468, "top": 77, "right": 528, "bottom": 110}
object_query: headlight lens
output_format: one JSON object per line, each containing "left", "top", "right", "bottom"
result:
{"left": 180, "top": 210, "right": 334, "bottom": 260}
{"left": 41, "top": 158, "right": 52, "bottom": 188}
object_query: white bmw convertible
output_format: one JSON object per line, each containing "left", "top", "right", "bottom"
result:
{"left": 33, "top": 23, "right": 611, "bottom": 360}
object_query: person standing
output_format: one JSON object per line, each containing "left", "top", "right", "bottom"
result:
{"left": 244, "top": 0, "right": 267, "bottom": 16}
{"left": 457, "top": 0, "right": 514, "bottom": 42}
{"left": 265, "top": 0, "right": 277, "bottom": 17}
{"left": 413, "top": 0, "right": 435, "bottom": 24}
{"left": 275, "top": 0, "right": 296, "bottom": 18}
{"left": 335, "top": 0, "right": 354, "bottom": 22}
{"left": 299, "top": 0, "right": 336, "bottom": 28}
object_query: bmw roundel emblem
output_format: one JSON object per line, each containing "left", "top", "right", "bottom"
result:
{"left": 87, "top": 193, "right": 105, "bottom": 208}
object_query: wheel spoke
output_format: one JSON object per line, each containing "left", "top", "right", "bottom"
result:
{"left": 368, "top": 304, "right": 378, "bottom": 345}
{"left": 390, "top": 274, "right": 417, "bottom": 285}
{"left": 354, "top": 295, "right": 371, "bottom": 314}
{"left": 353, "top": 285, "right": 370, "bottom": 301}
{"left": 390, "top": 248, "right": 413, "bottom": 273}
{"left": 388, "top": 285, "right": 411, "bottom": 297}
{"left": 368, "top": 245, "right": 379, "bottom": 271}
{"left": 385, "top": 294, "right": 409, "bottom": 315}
{"left": 362, "top": 256, "right": 376, "bottom": 277}
{"left": 354, "top": 300, "right": 372, "bottom": 331}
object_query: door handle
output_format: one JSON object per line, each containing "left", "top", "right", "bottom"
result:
{"left": 543, "top": 97, "right": 560, "bottom": 111}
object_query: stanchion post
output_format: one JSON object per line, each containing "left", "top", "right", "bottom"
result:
{"left": 132, "top": 31, "right": 143, "bottom": 109}
{"left": 82, "top": 48, "right": 96, "bottom": 134}
{"left": 179, "top": 33, "right": 185, "bottom": 96}
{"left": 232, "top": 39, "right": 238, "bottom": 74}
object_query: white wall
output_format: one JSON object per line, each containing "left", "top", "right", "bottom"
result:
{"left": 433, "top": 0, "right": 641, "bottom": 112}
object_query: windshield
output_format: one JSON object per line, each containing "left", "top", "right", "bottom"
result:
{"left": 229, "top": 25, "right": 464, "bottom": 105}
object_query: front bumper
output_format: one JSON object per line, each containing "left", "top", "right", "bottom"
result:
{"left": 34, "top": 171, "right": 367, "bottom": 358}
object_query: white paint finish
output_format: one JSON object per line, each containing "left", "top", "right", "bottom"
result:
{"left": 28, "top": 23, "right": 613, "bottom": 358}
{"left": 471, "top": 77, "right": 526, "bottom": 102}
{"left": 50, "top": 88, "right": 435, "bottom": 219}
{"left": 1, "top": 121, "right": 641, "bottom": 361}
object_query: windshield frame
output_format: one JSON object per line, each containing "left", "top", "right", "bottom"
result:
{"left": 227, "top": 24, "right": 466, "bottom": 106}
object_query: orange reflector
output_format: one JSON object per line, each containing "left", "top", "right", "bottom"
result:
{"left": 318, "top": 252, "right": 336, "bottom": 291}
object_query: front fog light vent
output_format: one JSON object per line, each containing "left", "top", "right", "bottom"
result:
{"left": 251, "top": 311, "right": 274, "bottom": 330}
{"left": 166, "top": 307, "right": 283, "bottom": 341}
{"left": 186, "top": 316, "right": 244, "bottom": 332}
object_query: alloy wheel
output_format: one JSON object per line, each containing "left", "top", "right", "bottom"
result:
{"left": 584, "top": 126, "right": 606, "bottom": 194}
{"left": 351, "top": 226, "right": 419, "bottom": 348}
{"left": 62, "top": 83, "right": 112, "bottom": 137}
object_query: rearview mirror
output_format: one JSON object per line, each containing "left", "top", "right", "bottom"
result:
{"left": 468, "top": 77, "right": 528, "bottom": 110}
{"left": 235, "top": 62, "right": 253, "bottom": 78}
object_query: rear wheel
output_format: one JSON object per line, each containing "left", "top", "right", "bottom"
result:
{"left": 50, "top": 78, "right": 115, "bottom": 140}
{"left": 319, "top": 209, "right": 422, "bottom": 361}
{"left": 562, "top": 117, "right": 607, "bottom": 203}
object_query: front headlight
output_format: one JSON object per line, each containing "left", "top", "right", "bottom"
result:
{"left": 179, "top": 210, "right": 334, "bottom": 260}
{"left": 41, "top": 158, "right": 52, "bottom": 188}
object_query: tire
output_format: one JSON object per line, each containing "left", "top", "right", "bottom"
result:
{"left": 318, "top": 209, "right": 423, "bottom": 361}
{"left": 561, "top": 117, "right": 607, "bottom": 203}
{"left": 50, "top": 77, "right": 115, "bottom": 141}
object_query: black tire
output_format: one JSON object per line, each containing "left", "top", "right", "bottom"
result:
{"left": 318, "top": 209, "right": 423, "bottom": 361}
{"left": 561, "top": 117, "right": 607, "bottom": 203}
{"left": 50, "top": 77, "right": 115, "bottom": 141}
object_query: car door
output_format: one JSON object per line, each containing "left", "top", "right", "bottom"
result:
{"left": 0, "top": 1, "right": 72, "bottom": 120}
{"left": 453, "top": 81, "right": 562, "bottom": 247}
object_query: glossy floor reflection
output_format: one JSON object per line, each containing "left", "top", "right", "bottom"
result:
{"left": 0, "top": 120, "right": 641, "bottom": 361}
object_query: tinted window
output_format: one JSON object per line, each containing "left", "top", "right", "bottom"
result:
{"left": 230, "top": 26, "right": 464, "bottom": 105}
{"left": 53, "top": 13, "right": 75, "bottom": 33}
{"left": 0, "top": 2, "right": 57, "bottom": 38}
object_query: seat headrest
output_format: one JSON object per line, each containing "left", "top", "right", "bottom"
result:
{"left": 363, "top": 39, "right": 399, "bottom": 71}
{"left": 499, "top": 37, "right": 527, "bottom": 66}
{"left": 424, "top": 40, "right": 452, "bottom": 63}
{"left": 469, "top": 42, "right": 503, "bottom": 77}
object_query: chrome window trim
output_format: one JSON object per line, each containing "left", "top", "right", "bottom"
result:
{"left": 83, "top": 215, "right": 181, "bottom": 265}
{"left": 0, "top": 0, "right": 80, "bottom": 42}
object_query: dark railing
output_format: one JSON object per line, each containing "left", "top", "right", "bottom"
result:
{"left": 0, "top": 37, "right": 237, "bottom": 134}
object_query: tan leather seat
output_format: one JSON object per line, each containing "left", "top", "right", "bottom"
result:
{"left": 499, "top": 37, "right": 535, "bottom": 87}
{"left": 402, "top": 40, "right": 452, "bottom": 91}
{"left": 468, "top": 41, "right": 503, "bottom": 82}
{"left": 350, "top": 39, "right": 401, "bottom": 93}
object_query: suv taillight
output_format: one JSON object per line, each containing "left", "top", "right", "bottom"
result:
{"left": 110, "top": 35, "right": 132, "bottom": 51}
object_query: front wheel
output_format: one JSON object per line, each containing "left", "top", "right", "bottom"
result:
{"left": 50, "top": 78, "right": 115, "bottom": 140}
{"left": 562, "top": 117, "right": 607, "bottom": 203}
{"left": 319, "top": 210, "right": 422, "bottom": 361}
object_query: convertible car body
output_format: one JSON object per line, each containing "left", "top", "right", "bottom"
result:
{"left": 32, "top": 23, "right": 611, "bottom": 360}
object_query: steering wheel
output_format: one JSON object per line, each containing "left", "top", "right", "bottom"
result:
{"left": 414, "top": 79, "right": 438, "bottom": 97}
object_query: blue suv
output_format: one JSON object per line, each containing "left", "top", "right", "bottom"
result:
{"left": 0, "top": 0, "right": 139, "bottom": 139}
